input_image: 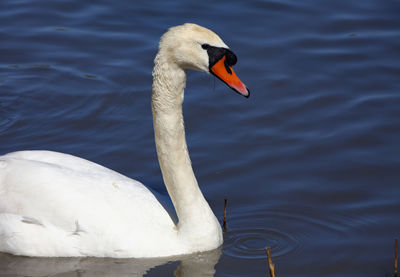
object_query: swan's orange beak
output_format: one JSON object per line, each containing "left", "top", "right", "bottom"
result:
{"left": 211, "top": 56, "right": 250, "bottom": 98}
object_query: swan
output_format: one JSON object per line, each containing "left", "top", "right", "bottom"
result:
{"left": 0, "top": 23, "right": 249, "bottom": 258}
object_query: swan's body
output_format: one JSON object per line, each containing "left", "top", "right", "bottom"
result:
{"left": 0, "top": 23, "right": 249, "bottom": 258}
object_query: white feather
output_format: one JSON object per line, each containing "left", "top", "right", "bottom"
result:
{"left": 0, "top": 23, "right": 226, "bottom": 258}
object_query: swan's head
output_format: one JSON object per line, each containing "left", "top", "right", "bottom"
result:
{"left": 158, "top": 23, "right": 250, "bottom": 98}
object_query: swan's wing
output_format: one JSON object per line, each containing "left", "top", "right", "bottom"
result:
{"left": 0, "top": 150, "right": 176, "bottom": 257}
{"left": 1, "top": 150, "right": 127, "bottom": 176}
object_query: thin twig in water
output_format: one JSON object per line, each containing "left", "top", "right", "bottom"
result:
{"left": 223, "top": 198, "right": 227, "bottom": 232}
{"left": 265, "top": 247, "right": 276, "bottom": 277}
{"left": 395, "top": 238, "right": 398, "bottom": 277}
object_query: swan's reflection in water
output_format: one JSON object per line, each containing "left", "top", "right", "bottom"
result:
{"left": 0, "top": 248, "right": 221, "bottom": 277}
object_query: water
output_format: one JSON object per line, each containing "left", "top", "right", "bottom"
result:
{"left": 0, "top": 0, "right": 399, "bottom": 276}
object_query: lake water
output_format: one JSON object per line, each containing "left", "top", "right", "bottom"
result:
{"left": 0, "top": 0, "right": 399, "bottom": 276}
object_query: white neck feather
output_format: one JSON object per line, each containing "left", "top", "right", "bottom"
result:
{"left": 151, "top": 51, "right": 221, "bottom": 245}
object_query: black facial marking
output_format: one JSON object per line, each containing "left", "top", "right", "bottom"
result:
{"left": 201, "top": 44, "right": 238, "bottom": 74}
{"left": 225, "top": 49, "right": 237, "bottom": 66}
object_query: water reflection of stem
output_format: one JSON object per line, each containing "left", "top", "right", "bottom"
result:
{"left": 265, "top": 247, "right": 276, "bottom": 277}
{"left": 395, "top": 238, "right": 398, "bottom": 277}
{"left": 223, "top": 199, "right": 227, "bottom": 232}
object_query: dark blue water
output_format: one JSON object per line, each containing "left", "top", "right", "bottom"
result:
{"left": 1, "top": 0, "right": 400, "bottom": 276}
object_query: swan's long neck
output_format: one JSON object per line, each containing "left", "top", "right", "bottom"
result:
{"left": 151, "top": 52, "right": 221, "bottom": 241}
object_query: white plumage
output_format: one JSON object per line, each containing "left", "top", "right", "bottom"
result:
{"left": 0, "top": 23, "right": 248, "bottom": 258}
{"left": 0, "top": 151, "right": 177, "bottom": 257}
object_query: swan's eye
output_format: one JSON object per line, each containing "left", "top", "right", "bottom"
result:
{"left": 201, "top": 44, "right": 210, "bottom": 50}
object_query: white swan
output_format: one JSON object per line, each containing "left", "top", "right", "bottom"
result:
{"left": 0, "top": 23, "right": 249, "bottom": 258}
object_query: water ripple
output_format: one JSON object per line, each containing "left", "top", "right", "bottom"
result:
{"left": 223, "top": 205, "right": 372, "bottom": 260}
{"left": 224, "top": 226, "right": 301, "bottom": 260}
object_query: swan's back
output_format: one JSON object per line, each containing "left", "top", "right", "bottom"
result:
{"left": 0, "top": 151, "right": 177, "bottom": 257}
